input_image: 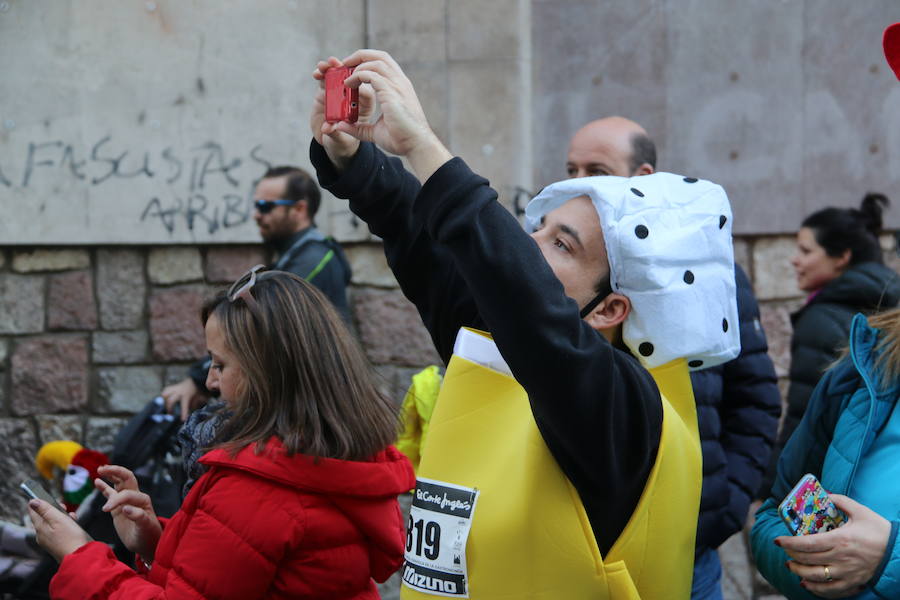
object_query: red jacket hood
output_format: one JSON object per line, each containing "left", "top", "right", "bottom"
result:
{"left": 200, "top": 438, "right": 414, "bottom": 580}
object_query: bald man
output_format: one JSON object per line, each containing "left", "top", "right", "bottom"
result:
{"left": 566, "top": 116, "right": 656, "bottom": 178}
{"left": 566, "top": 116, "right": 781, "bottom": 600}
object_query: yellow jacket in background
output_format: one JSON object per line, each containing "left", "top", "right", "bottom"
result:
{"left": 396, "top": 365, "right": 443, "bottom": 473}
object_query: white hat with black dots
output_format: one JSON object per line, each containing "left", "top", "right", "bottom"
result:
{"left": 525, "top": 172, "right": 740, "bottom": 370}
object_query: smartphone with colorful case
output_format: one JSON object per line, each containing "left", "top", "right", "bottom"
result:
{"left": 778, "top": 473, "right": 846, "bottom": 535}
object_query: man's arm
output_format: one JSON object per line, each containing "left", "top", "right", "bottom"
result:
{"left": 328, "top": 49, "right": 662, "bottom": 554}
{"left": 310, "top": 140, "right": 481, "bottom": 361}
{"left": 412, "top": 156, "right": 662, "bottom": 555}
{"left": 309, "top": 60, "right": 480, "bottom": 360}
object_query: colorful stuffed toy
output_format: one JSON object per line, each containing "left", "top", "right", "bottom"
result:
{"left": 35, "top": 441, "right": 109, "bottom": 513}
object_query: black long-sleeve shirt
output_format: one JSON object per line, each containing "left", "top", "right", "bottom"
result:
{"left": 312, "top": 140, "right": 662, "bottom": 556}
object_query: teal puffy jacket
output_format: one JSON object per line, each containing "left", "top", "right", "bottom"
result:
{"left": 751, "top": 313, "right": 900, "bottom": 599}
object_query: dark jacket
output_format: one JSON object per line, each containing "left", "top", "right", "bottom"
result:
{"left": 692, "top": 264, "right": 781, "bottom": 552}
{"left": 269, "top": 226, "right": 352, "bottom": 321}
{"left": 759, "top": 261, "right": 900, "bottom": 497}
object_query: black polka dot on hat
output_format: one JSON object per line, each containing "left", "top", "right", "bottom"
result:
{"left": 630, "top": 187, "right": 644, "bottom": 197}
{"left": 719, "top": 215, "right": 727, "bottom": 229}
{"left": 683, "top": 177, "right": 698, "bottom": 183}
{"left": 635, "top": 224, "right": 649, "bottom": 239}
{"left": 638, "top": 342, "right": 654, "bottom": 357}
{"left": 688, "top": 359, "right": 704, "bottom": 368}
{"left": 683, "top": 270, "right": 695, "bottom": 284}
{"left": 722, "top": 318, "right": 729, "bottom": 332}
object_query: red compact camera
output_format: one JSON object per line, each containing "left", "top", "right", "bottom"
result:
{"left": 324, "top": 66, "right": 359, "bottom": 124}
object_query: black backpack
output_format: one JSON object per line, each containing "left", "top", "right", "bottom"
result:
{"left": 109, "top": 397, "right": 185, "bottom": 520}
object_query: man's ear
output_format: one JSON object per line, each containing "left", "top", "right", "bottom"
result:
{"left": 584, "top": 292, "right": 631, "bottom": 334}
{"left": 289, "top": 199, "right": 311, "bottom": 224}
{"left": 633, "top": 163, "right": 655, "bottom": 176}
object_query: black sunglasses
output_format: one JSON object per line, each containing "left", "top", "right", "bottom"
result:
{"left": 254, "top": 198, "right": 297, "bottom": 214}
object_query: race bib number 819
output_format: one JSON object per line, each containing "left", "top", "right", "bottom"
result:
{"left": 402, "top": 478, "right": 479, "bottom": 598}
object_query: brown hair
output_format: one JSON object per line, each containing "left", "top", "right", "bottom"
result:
{"left": 866, "top": 308, "right": 900, "bottom": 382}
{"left": 201, "top": 270, "right": 399, "bottom": 460}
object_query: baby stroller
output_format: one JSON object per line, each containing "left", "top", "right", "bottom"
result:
{"left": 4, "top": 398, "right": 185, "bottom": 599}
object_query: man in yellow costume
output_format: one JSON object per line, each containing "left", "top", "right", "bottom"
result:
{"left": 309, "top": 51, "right": 740, "bottom": 599}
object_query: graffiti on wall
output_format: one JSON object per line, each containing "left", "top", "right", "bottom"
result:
{"left": 1, "top": 134, "right": 282, "bottom": 236}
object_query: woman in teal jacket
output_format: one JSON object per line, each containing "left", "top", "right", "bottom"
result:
{"left": 751, "top": 311, "right": 900, "bottom": 599}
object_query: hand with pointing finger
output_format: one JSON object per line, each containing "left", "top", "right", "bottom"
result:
{"left": 776, "top": 494, "right": 890, "bottom": 598}
{"left": 94, "top": 464, "right": 162, "bottom": 562}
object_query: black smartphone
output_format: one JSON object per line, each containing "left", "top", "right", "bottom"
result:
{"left": 20, "top": 479, "right": 62, "bottom": 508}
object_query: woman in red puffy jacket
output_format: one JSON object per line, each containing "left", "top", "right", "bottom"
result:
{"left": 28, "top": 267, "right": 415, "bottom": 599}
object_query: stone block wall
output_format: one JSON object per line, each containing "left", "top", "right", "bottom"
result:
{"left": 2, "top": 234, "right": 899, "bottom": 599}
{"left": 0, "top": 242, "right": 440, "bottom": 522}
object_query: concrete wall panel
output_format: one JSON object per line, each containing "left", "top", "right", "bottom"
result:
{"left": 0, "top": 0, "right": 365, "bottom": 244}
{"left": 532, "top": 0, "right": 900, "bottom": 234}
{"left": 665, "top": 0, "right": 805, "bottom": 234}
{"left": 801, "top": 2, "right": 900, "bottom": 218}
{"left": 531, "top": 0, "right": 668, "bottom": 189}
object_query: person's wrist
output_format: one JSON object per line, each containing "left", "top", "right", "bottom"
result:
{"left": 407, "top": 132, "right": 452, "bottom": 183}
{"left": 323, "top": 138, "right": 360, "bottom": 173}
{"left": 144, "top": 519, "right": 162, "bottom": 561}
{"left": 58, "top": 533, "right": 91, "bottom": 561}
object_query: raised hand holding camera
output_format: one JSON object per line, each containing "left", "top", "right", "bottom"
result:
{"left": 312, "top": 56, "right": 375, "bottom": 171}
{"left": 314, "top": 49, "right": 452, "bottom": 182}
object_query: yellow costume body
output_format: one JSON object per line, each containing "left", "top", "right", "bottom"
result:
{"left": 401, "top": 329, "right": 702, "bottom": 599}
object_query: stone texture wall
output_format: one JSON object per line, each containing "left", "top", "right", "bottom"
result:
{"left": 0, "top": 242, "right": 442, "bottom": 522}
{"left": 3, "top": 234, "right": 897, "bottom": 498}
{"left": 3, "top": 233, "right": 898, "bottom": 599}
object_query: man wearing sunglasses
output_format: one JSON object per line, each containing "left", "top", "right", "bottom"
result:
{"left": 161, "top": 165, "right": 351, "bottom": 421}
{"left": 252, "top": 165, "right": 351, "bottom": 317}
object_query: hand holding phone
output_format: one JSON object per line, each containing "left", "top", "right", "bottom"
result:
{"left": 778, "top": 474, "right": 846, "bottom": 535}
{"left": 324, "top": 66, "right": 359, "bottom": 124}
{"left": 20, "top": 479, "right": 64, "bottom": 510}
